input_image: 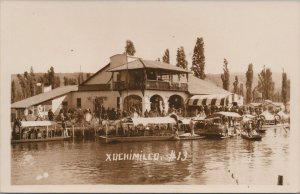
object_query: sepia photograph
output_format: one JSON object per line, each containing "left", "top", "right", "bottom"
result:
{"left": 0, "top": 0, "right": 300, "bottom": 193}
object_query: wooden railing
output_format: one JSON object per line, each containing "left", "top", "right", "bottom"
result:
{"left": 78, "top": 84, "right": 111, "bottom": 91}
{"left": 113, "top": 81, "right": 188, "bottom": 91}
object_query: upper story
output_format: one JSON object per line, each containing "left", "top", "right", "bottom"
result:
{"left": 78, "top": 54, "right": 190, "bottom": 93}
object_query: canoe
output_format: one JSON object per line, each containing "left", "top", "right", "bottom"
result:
{"left": 99, "top": 135, "right": 176, "bottom": 143}
{"left": 11, "top": 136, "right": 71, "bottom": 144}
{"left": 241, "top": 134, "right": 262, "bottom": 141}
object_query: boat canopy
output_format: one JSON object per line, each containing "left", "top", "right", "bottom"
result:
{"left": 20, "top": 121, "right": 56, "bottom": 127}
{"left": 207, "top": 111, "right": 242, "bottom": 118}
{"left": 277, "top": 111, "right": 289, "bottom": 119}
{"left": 260, "top": 111, "right": 275, "bottom": 121}
{"left": 192, "top": 116, "right": 206, "bottom": 121}
{"left": 131, "top": 116, "right": 176, "bottom": 126}
{"left": 179, "top": 118, "right": 192, "bottom": 124}
{"left": 243, "top": 114, "right": 256, "bottom": 119}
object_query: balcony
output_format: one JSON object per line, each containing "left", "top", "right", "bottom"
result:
{"left": 113, "top": 81, "right": 188, "bottom": 92}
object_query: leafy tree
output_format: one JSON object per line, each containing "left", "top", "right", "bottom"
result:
{"left": 176, "top": 46, "right": 188, "bottom": 70}
{"left": 17, "top": 74, "right": 27, "bottom": 98}
{"left": 63, "top": 76, "right": 69, "bottom": 86}
{"left": 191, "top": 37, "right": 206, "bottom": 79}
{"left": 78, "top": 72, "right": 84, "bottom": 84}
{"left": 221, "top": 58, "right": 230, "bottom": 91}
{"left": 233, "top": 76, "right": 239, "bottom": 94}
{"left": 257, "top": 67, "right": 275, "bottom": 100}
{"left": 281, "top": 70, "right": 288, "bottom": 105}
{"left": 125, "top": 40, "right": 136, "bottom": 56}
{"left": 162, "top": 49, "right": 170, "bottom": 64}
{"left": 246, "top": 63, "right": 254, "bottom": 103}
{"left": 54, "top": 76, "right": 61, "bottom": 88}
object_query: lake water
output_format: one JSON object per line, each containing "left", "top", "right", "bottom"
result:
{"left": 11, "top": 126, "right": 290, "bottom": 185}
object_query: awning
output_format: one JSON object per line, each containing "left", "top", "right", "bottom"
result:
{"left": 187, "top": 94, "right": 243, "bottom": 106}
{"left": 187, "top": 94, "right": 231, "bottom": 106}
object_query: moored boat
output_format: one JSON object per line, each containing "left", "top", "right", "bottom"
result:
{"left": 241, "top": 133, "right": 262, "bottom": 141}
{"left": 11, "top": 120, "right": 71, "bottom": 144}
{"left": 193, "top": 112, "right": 242, "bottom": 139}
{"left": 99, "top": 116, "right": 179, "bottom": 143}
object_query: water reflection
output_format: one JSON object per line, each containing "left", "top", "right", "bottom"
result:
{"left": 11, "top": 127, "right": 290, "bottom": 185}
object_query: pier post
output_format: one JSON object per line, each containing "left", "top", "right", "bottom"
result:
{"left": 82, "top": 125, "right": 85, "bottom": 138}
{"left": 277, "top": 175, "right": 283, "bottom": 185}
{"left": 72, "top": 125, "right": 75, "bottom": 140}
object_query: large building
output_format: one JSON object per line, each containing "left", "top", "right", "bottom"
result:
{"left": 11, "top": 54, "right": 243, "bottom": 118}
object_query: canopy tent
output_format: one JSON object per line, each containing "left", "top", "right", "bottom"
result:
{"left": 131, "top": 116, "right": 176, "bottom": 126}
{"left": 187, "top": 93, "right": 243, "bottom": 107}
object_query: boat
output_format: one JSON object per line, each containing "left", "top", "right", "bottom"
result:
{"left": 240, "top": 118, "right": 263, "bottom": 140}
{"left": 178, "top": 133, "right": 205, "bottom": 140}
{"left": 194, "top": 111, "right": 242, "bottom": 139}
{"left": 11, "top": 136, "right": 71, "bottom": 144}
{"left": 99, "top": 135, "right": 176, "bottom": 143}
{"left": 241, "top": 133, "right": 262, "bottom": 141}
{"left": 99, "top": 116, "right": 179, "bottom": 143}
{"left": 11, "top": 120, "right": 71, "bottom": 144}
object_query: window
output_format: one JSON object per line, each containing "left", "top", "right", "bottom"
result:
{"left": 76, "top": 98, "right": 81, "bottom": 108}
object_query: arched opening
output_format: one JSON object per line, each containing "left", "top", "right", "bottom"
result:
{"left": 149, "top": 95, "right": 164, "bottom": 113}
{"left": 168, "top": 95, "right": 185, "bottom": 115}
{"left": 123, "top": 95, "right": 142, "bottom": 114}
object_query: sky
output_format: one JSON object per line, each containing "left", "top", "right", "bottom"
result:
{"left": 1, "top": 1, "right": 299, "bottom": 75}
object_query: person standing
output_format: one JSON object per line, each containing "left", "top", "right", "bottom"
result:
{"left": 48, "top": 109, "right": 54, "bottom": 121}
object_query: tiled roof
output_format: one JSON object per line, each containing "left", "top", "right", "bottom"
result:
{"left": 107, "top": 59, "right": 190, "bottom": 73}
{"left": 188, "top": 76, "right": 231, "bottom": 95}
{"left": 11, "top": 85, "right": 78, "bottom": 109}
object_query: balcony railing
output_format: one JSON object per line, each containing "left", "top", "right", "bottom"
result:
{"left": 113, "top": 81, "right": 188, "bottom": 91}
{"left": 78, "top": 84, "right": 111, "bottom": 91}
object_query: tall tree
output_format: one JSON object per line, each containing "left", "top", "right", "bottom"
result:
{"left": 176, "top": 46, "right": 188, "bottom": 70}
{"left": 17, "top": 74, "right": 27, "bottom": 98}
{"left": 125, "top": 40, "right": 136, "bottom": 56}
{"left": 287, "top": 79, "right": 290, "bottom": 102}
{"left": 233, "top": 75, "right": 239, "bottom": 94}
{"left": 257, "top": 67, "right": 275, "bottom": 100}
{"left": 48, "top": 66, "right": 55, "bottom": 89}
{"left": 191, "top": 37, "right": 206, "bottom": 79}
{"left": 29, "top": 66, "right": 37, "bottom": 96}
{"left": 239, "top": 83, "right": 244, "bottom": 97}
{"left": 245, "top": 63, "right": 254, "bottom": 104}
{"left": 162, "top": 49, "right": 170, "bottom": 64}
{"left": 281, "top": 70, "right": 288, "bottom": 105}
{"left": 11, "top": 80, "right": 16, "bottom": 103}
{"left": 221, "top": 58, "right": 230, "bottom": 91}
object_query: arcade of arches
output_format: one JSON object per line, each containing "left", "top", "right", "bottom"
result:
{"left": 123, "top": 94, "right": 186, "bottom": 116}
